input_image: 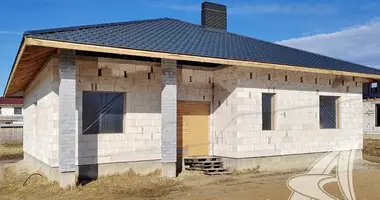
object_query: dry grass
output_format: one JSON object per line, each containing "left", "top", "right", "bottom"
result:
{"left": 0, "top": 143, "right": 23, "bottom": 160}
{"left": 230, "top": 166, "right": 260, "bottom": 175}
{"left": 178, "top": 170, "right": 204, "bottom": 178}
{"left": 0, "top": 167, "right": 187, "bottom": 200}
{"left": 363, "top": 139, "right": 380, "bottom": 157}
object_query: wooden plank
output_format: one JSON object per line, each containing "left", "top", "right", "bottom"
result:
{"left": 26, "top": 37, "right": 380, "bottom": 79}
{"left": 178, "top": 102, "right": 210, "bottom": 157}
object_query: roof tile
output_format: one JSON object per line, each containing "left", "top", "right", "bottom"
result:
{"left": 24, "top": 18, "right": 380, "bottom": 75}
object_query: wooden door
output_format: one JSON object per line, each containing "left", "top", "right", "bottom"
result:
{"left": 177, "top": 102, "right": 209, "bottom": 157}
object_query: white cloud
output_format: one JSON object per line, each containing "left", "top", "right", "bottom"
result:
{"left": 229, "top": 3, "right": 336, "bottom": 15}
{"left": 277, "top": 18, "right": 380, "bottom": 68}
{"left": 151, "top": 2, "right": 336, "bottom": 15}
{"left": 0, "top": 31, "right": 21, "bottom": 35}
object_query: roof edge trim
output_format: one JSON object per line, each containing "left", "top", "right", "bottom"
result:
{"left": 25, "top": 37, "right": 380, "bottom": 79}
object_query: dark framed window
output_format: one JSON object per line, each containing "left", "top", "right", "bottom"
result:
{"left": 0, "top": 107, "right": 2, "bottom": 115}
{"left": 262, "top": 93, "right": 275, "bottom": 130}
{"left": 82, "top": 91, "right": 125, "bottom": 134}
{"left": 320, "top": 96, "right": 339, "bottom": 129}
{"left": 376, "top": 104, "right": 380, "bottom": 127}
{"left": 371, "top": 83, "right": 378, "bottom": 93}
{"left": 14, "top": 107, "right": 22, "bottom": 115}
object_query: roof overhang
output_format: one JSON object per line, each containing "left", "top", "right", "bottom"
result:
{"left": 4, "top": 37, "right": 57, "bottom": 96}
{"left": 5, "top": 37, "right": 380, "bottom": 96}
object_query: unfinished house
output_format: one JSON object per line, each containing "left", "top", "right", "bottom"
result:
{"left": 363, "top": 82, "right": 380, "bottom": 135}
{"left": 4, "top": 2, "right": 380, "bottom": 187}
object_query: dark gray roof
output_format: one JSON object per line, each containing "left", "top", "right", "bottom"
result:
{"left": 24, "top": 18, "right": 380, "bottom": 75}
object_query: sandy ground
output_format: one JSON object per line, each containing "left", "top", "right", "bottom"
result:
{"left": 1, "top": 140, "right": 380, "bottom": 199}
{"left": 167, "top": 162, "right": 380, "bottom": 200}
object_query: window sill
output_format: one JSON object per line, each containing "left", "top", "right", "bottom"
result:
{"left": 82, "top": 132, "right": 124, "bottom": 135}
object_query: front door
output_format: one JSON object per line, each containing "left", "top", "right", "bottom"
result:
{"left": 177, "top": 102, "right": 209, "bottom": 157}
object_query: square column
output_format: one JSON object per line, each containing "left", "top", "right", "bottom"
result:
{"left": 58, "top": 49, "right": 76, "bottom": 187}
{"left": 161, "top": 59, "right": 177, "bottom": 177}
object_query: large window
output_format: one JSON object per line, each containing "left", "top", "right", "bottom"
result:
{"left": 82, "top": 91, "right": 125, "bottom": 134}
{"left": 320, "top": 96, "right": 339, "bottom": 129}
{"left": 14, "top": 107, "right": 22, "bottom": 115}
{"left": 262, "top": 93, "right": 275, "bottom": 130}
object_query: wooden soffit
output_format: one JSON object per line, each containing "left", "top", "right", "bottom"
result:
{"left": 4, "top": 39, "right": 56, "bottom": 96}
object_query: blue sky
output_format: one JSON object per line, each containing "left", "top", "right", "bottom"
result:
{"left": 1, "top": 0, "right": 380, "bottom": 94}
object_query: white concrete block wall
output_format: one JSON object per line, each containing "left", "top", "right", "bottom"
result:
{"left": 76, "top": 60, "right": 217, "bottom": 165}
{"left": 363, "top": 99, "right": 380, "bottom": 134}
{"left": 177, "top": 67, "right": 213, "bottom": 102}
{"left": 23, "top": 56, "right": 60, "bottom": 167}
{"left": 76, "top": 57, "right": 162, "bottom": 165}
{"left": 212, "top": 66, "right": 363, "bottom": 158}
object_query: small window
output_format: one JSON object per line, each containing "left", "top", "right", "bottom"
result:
{"left": 320, "top": 96, "right": 339, "bottom": 129}
{"left": 0, "top": 107, "right": 2, "bottom": 115}
{"left": 82, "top": 91, "right": 125, "bottom": 134}
{"left": 285, "top": 75, "right": 288, "bottom": 82}
{"left": 371, "top": 83, "right": 378, "bottom": 93}
{"left": 376, "top": 104, "right": 380, "bottom": 127}
{"left": 262, "top": 93, "right": 275, "bottom": 130}
{"left": 14, "top": 107, "right": 22, "bottom": 115}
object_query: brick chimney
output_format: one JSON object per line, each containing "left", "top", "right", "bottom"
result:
{"left": 201, "top": 2, "right": 227, "bottom": 30}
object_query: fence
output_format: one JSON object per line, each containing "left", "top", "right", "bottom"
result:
{"left": 0, "top": 128, "right": 23, "bottom": 144}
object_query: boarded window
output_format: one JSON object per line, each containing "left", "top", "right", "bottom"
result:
{"left": 14, "top": 107, "right": 22, "bottom": 115}
{"left": 376, "top": 104, "right": 380, "bottom": 127}
{"left": 83, "top": 91, "right": 124, "bottom": 134}
{"left": 320, "top": 96, "right": 339, "bottom": 129}
{"left": 371, "top": 83, "right": 378, "bottom": 93}
{"left": 262, "top": 93, "right": 275, "bottom": 130}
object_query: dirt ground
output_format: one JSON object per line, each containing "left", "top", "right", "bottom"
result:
{"left": 0, "top": 140, "right": 380, "bottom": 200}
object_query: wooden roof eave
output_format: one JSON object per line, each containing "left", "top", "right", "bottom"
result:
{"left": 5, "top": 37, "right": 380, "bottom": 97}
{"left": 26, "top": 37, "right": 380, "bottom": 80}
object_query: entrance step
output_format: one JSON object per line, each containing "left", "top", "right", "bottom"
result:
{"left": 184, "top": 156, "right": 230, "bottom": 176}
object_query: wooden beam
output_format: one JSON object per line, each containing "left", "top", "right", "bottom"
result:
{"left": 26, "top": 37, "right": 380, "bottom": 79}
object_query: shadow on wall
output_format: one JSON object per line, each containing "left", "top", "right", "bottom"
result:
{"left": 76, "top": 58, "right": 162, "bottom": 184}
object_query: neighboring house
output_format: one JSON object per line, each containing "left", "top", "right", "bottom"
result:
{"left": 0, "top": 97, "right": 23, "bottom": 128}
{"left": 3, "top": 2, "right": 380, "bottom": 187}
{"left": 363, "top": 82, "right": 380, "bottom": 134}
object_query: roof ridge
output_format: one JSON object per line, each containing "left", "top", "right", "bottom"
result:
{"left": 23, "top": 18, "right": 172, "bottom": 36}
